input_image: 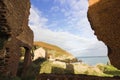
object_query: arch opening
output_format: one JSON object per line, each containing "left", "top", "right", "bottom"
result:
{"left": 17, "top": 46, "right": 32, "bottom": 77}
{"left": 28, "top": 0, "right": 120, "bottom": 77}
{"left": 29, "top": 0, "right": 109, "bottom": 66}
{"left": 17, "top": 47, "right": 26, "bottom": 77}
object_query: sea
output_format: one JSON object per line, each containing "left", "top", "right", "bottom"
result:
{"left": 77, "top": 56, "right": 110, "bottom": 66}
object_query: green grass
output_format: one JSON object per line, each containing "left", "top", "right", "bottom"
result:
{"left": 6, "top": 41, "right": 119, "bottom": 79}
{"left": 96, "top": 64, "right": 120, "bottom": 76}
{"left": 6, "top": 56, "right": 120, "bottom": 80}
{"left": 40, "top": 61, "right": 53, "bottom": 74}
{"left": 38, "top": 60, "right": 120, "bottom": 77}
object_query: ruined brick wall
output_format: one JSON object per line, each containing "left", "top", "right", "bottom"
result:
{"left": 37, "top": 74, "right": 120, "bottom": 80}
{"left": 0, "top": 0, "right": 33, "bottom": 77}
{"left": 88, "top": 0, "right": 120, "bottom": 69}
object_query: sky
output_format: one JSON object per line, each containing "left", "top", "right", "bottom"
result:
{"left": 29, "top": 0, "right": 108, "bottom": 57}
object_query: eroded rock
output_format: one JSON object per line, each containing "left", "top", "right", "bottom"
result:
{"left": 88, "top": 0, "right": 120, "bottom": 69}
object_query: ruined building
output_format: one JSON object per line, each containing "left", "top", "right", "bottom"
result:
{"left": 0, "top": 0, "right": 33, "bottom": 77}
{"left": 88, "top": 0, "right": 120, "bottom": 69}
{"left": 0, "top": 0, "right": 120, "bottom": 79}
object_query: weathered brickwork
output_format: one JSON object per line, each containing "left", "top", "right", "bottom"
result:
{"left": 88, "top": 0, "right": 120, "bottom": 69}
{"left": 0, "top": 0, "right": 33, "bottom": 77}
{"left": 37, "top": 74, "right": 120, "bottom": 80}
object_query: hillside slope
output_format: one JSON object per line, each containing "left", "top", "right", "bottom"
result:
{"left": 34, "top": 41, "right": 75, "bottom": 60}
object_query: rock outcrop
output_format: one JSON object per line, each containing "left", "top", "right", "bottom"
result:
{"left": 0, "top": 0, "right": 33, "bottom": 77}
{"left": 88, "top": 0, "right": 120, "bottom": 69}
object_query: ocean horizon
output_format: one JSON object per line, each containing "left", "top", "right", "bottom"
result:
{"left": 77, "top": 56, "right": 109, "bottom": 65}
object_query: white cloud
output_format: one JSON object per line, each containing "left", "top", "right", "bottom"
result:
{"left": 29, "top": 5, "right": 48, "bottom": 28}
{"left": 29, "top": 5, "right": 107, "bottom": 57}
{"left": 55, "top": 0, "right": 88, "bottom": 17}
{"left": 53, "top": 0, "right": 95, "bottom": 39}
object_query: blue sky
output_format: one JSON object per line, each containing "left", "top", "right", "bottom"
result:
{"left": 29, "top": 0, "right": 108, "bottom": 57}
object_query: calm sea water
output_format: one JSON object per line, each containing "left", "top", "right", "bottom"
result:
{"left": 77, "top": 56, "right": 109, "bottom": 65}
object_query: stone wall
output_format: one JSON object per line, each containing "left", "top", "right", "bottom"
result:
{"left": 88, "top": 0, "right": 120, "bottom": 69}
{"left": 37, "top": 74, "right": 120, "bottom": 80}
{"left": 0, "top": 0, "right": 33, "bottom": 77}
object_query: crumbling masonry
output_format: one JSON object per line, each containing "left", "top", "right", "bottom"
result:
{"left": 0, "top": 0, "right": 33, "bottom": 77}
{"left": 88, "top": 0, "right": 120, "bottom": 69}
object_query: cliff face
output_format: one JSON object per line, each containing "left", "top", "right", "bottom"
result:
{"left": 0, "top": 0, "right": 33, "bottom": 77}
{"left": 88, "top": 0, "right": 120, "bottom": 69}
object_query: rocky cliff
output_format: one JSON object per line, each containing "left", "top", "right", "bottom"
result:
{"left": 0, "top": 0, "right": 33, "bottom": 77}
{"left": 88, "top": 0, "right": 120, "bottom": 69}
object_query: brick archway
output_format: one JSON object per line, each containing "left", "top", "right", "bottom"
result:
{"left": 17, "top": 46, "right": 32, "bottom": 77}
